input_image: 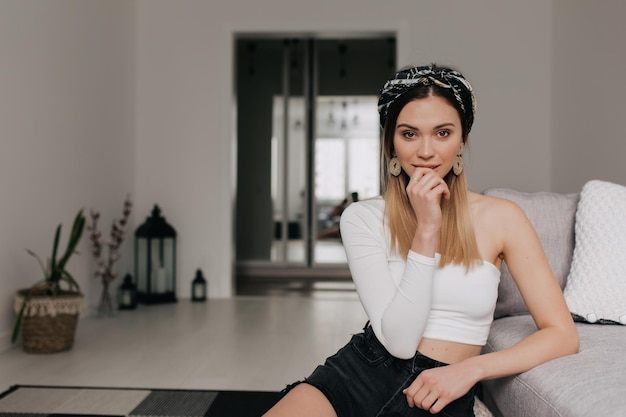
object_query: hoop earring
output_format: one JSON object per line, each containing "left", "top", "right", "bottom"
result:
{"left": 389, "top": 157, "right": 401, "bottom": 177}
{"left": 453, "top": 144, "right": 464, "bottom": 176}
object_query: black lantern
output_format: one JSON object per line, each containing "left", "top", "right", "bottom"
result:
{"left": 191, "top": 269, "right": 207, "bottom": 302}
{"left": 118, "top": 274, "right": 137, "bottom": 310}
{"left": 135, "top": 205, "right": 177, "bottom": 304}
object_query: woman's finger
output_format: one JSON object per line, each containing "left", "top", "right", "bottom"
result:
{"left": 408, "top": 170, "right": 449, "bottom": 199}
{"left": 420, "top": 391, "right": 440, "bottom": 411}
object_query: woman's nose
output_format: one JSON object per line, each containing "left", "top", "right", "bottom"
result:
{"left": 416, "top": 138, "right": 435, "bottom": 158}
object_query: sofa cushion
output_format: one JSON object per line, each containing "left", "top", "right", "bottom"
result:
{"left": 482, "top": 315, "right": 626, "bottom": 417}
{"left": 482, "top": 188, "right": 579, "bottom": 318}
{"left": 563, "top": 180, "right": 626, "bottom": 324}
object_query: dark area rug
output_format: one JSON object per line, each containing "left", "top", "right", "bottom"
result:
{"left": 0, "top": 385, "right": 282, "bottom": 417}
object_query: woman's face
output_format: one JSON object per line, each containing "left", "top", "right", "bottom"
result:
{"left": 392, "top": 95, "right": 464, "bottom": 179}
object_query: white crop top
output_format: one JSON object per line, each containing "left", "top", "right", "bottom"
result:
{"left": 340, "top": 197, "right": 501, "bottom": 359}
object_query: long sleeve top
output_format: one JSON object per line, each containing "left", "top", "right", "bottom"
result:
{"left": 340, "top": 197, "right": 500, "bottom": 359}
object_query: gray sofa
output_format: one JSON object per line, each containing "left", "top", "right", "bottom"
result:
{"left": 480, "top": 188, "right": 626, "bottom": 417}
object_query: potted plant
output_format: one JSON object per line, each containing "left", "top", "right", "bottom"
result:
{"left": 12, "top": 209, "right": 86, "bottom": 353}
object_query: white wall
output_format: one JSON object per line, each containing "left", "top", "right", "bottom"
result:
{"left": 0, "top": 0, "right": 135, "bottom": 350}
{"left": 551, "top": 0, "right": 626, "bottom": 193}
{"left": 134, "top": 0, "right": 553, "bottom": 299}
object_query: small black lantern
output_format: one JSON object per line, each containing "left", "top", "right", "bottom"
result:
{"left": 118, "top": 274, "right": 137, "bottom": 310}
{"left": 135, "top": 205, "right": 177, "bottom": 304}
{"left": 191, "top": 269, "right": 207, "bottom": 302}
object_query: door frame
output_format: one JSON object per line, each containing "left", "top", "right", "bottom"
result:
{"left": 229, "top": 27, "right": 407, "bottom": 294}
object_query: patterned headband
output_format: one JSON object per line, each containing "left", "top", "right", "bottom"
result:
{"left": 377, "top": 65, "right": 476, "bottom": 132}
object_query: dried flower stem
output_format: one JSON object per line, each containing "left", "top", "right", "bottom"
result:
{"left": 87, "top": 196, "right": 132, "bottom": 315}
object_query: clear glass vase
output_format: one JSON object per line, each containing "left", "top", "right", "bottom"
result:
{"left": 97, "top": 281, "right": 115, "bottom": 317}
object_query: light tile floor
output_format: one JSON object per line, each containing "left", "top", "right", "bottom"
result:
{"left": 0, "top": 292, "right": 367, "bottom": 394}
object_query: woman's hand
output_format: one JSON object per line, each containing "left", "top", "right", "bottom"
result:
{"left": 406, "top": 167, "right": 450, "bottom": 235}
{"left": 403, "top": 362, "right": 479, "bottom": 414}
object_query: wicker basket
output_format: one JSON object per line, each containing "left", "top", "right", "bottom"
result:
{"left": 21, "top": 313, "right": 80, "bottom": 353}
{"left": 15, "top": 289, "right": 85, "bottom": 354}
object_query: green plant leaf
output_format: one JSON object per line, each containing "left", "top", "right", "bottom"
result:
{"left": 26, "top": 249, "right": 47, "bottom": 277}
{"left": 61, "top": 270, "right": 80, "bottom": 291}
{"left": 27, "top": 209, "right": 85, "bottom": 291}
{"left": 50, "top": 224, "right": 61, "bottom": 281}
{"left": 57, "top": 210, "right": 85, "bottom": 272}
{"left": 11, "top": 298, "right": 27, "bottom": 343}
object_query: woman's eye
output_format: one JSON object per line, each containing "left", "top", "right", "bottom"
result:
{"left": 402, "top": 131, "right": 415, "bottom": 139}
{"left": 437, "top": 130, "right": 450, "bottom": 138}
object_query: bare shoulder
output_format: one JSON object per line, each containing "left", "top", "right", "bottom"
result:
{"left": 468, "top": 191, "right": 536, "bottom": 263}
{"left": 468, "top": 191, "right": 528, "bottom": 224}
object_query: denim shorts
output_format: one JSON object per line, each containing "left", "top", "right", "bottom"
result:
{"left": 285, "top": 323, "right": 477, "bottom": 417}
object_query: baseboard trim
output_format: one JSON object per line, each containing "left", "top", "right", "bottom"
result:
{"left": 236, "top": 265, "right": 351, "bottom": 282}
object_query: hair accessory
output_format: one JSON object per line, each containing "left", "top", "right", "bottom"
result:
{"left": 378, "top": 65, "right": 476, "bottom": 132}
{"left": 388, "top": 156, "right": 402, "bottom": 177}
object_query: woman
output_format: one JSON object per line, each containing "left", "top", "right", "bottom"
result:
{"left": 265, "top": 64, "right": 578, "bottom": 417}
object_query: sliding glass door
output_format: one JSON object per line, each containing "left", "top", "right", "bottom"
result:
{"left": 235, "top": 35, "right": 395, "bottom": 273}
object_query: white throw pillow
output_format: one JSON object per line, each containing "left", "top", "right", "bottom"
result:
{"left": 564, "top": 180, "right": 626, "bottom": 324}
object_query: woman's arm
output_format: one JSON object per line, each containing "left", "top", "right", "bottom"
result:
{"left": 469, "top": 199, "right": 579, "bottom": 377}
{"left": 403, "top": 198, "right": 579, "bottom": 412}
{"left": 340, "top": 202, "right": 436, "bottom": 359}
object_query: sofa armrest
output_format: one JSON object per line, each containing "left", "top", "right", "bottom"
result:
{"left": 482, "top": 188, "right": 578, "bottom": 318}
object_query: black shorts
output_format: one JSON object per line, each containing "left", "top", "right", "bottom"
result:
{"left": 285, "top": 324, "right": 477, "bottom": 417}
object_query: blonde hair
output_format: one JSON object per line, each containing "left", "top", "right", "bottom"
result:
{"left": 381, "top": 85, "right": 481, "bottom": 269}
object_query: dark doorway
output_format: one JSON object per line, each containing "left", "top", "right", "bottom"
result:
{"left": 234, "top": 35, "right": 396, "bottom": 294}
